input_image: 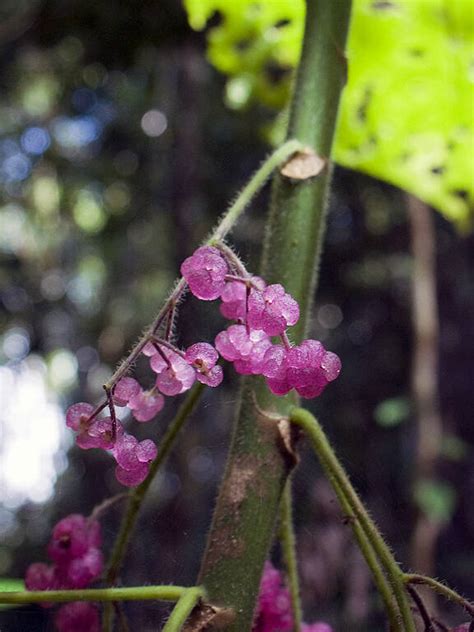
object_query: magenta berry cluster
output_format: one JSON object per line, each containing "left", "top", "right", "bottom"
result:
{"left": 25, "top": 514, "right": 102, "bottom": 631}
{"left": 65, "top": 243, "right": 340, "bottom": 488}
{"left": 183, "top": 246, "right": 341, "bottom": 397}
{"left": 254, "top": 561, "right": 332, "bottom": 632}
{"left": 25, "top": 514, "right": 103, "bottom": 592}
{"left": 54, "top": 602, "right": 100, "bottom": 632}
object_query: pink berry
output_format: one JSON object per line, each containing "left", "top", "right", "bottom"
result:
{"left": 253, "top": 561, "right": 293, "bottom": 632}
{"left": 234, "top": 332, "right": 272, "bottom": 375}
{"left": 128, "top": 389, "right": 165, "bottom": 422}
{"left": 55, "top": 602, "right": 100, "bottom": 632}
{"left": 266, "top": 377, "right": 292, "bottom": 396}
{"left": 87, "top": 417, "right": 122, "bottom": 450}
{"left": 197, "top": 364, "right": 223, "bottom": 387}
{"left": 142, "top": 341, "right": 157, "bottom": 356}
{"left": 185, "top": 342, "right": 218, "bottom": 367}
{"left": 47, "top": 515, "right": 100, "bottom": 564}
{"left": 113, "top": 377, "right": 140, "bottom": 406}
{"left": 248, "top": 284, "right": 299, "bottom": 335}
{"left": 215, "top": 325, "right": 247, "bottom": 361}
{"left": 136, "top": 439, "right": 158, "bottom": 463}
{"left": 261, "top": 345, "right": 287, "bottom": 380}
{"left": 76, "top": 432, "right": 102, "bottom": 450}
{"left": 113, "top": 434, "right": 140, "bottom": 471}
{"left": 65, "top": 548, "right": 103, "bottom": 588}
{"left": 320, "top": 351, "right": 341, "bottom": 382}
{"left": 215, "top": 325, "right": 271, "bottom": 375}
{"left": 65, "top": 403, "right": 95, "bottom": 431}
{"left": 156, "top": 356, "right": 196, "bottom": 396}
{"left": 25, "top": 562, "right": 56, "bottom": 591}
{"left": 286, "top": 340, "right": 328, "bottom": 399}
{"left": 180, "top": 246, "right": 228, "bottom": 300}
{"left": 115, "top": 462, "right": 149, "bottom": 487}
{"left": 185, "top": 343, "right": 223, "bottom": 387}
{"left": 149, "top": 351, "right": 168, "bottom": 374}
{"left": 220, "top": 280, "right": 247, "bottom": 321}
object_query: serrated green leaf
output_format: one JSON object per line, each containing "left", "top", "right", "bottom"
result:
{"left": 184, "top": 0, "right": 474, "bottom": 229}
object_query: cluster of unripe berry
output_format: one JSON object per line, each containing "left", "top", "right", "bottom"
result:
{"left": 66, "top": 244, "right": 341, "bottom": 488}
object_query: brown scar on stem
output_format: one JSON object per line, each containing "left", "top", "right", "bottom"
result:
{"left": 182, "top": 602, "right": 236, "bottom": 632}
{"left": 280, "top": 147, "right": 327, "bottom": 181}
{"left": 251, "top": 392, "right": 300, "bottom": 466}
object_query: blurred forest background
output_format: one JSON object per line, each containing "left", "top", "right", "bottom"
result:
{"left": 0, "top": 1, "right": 473, "bottom": 630}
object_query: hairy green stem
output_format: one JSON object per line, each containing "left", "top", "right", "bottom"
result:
{"left": 197, "top": 2, "right": 353, "bottom": 630}
{"left": 404, "top": 574, "right": 474, "bottom": 617}
{"left": 279, "top": 482, "right": 302, "bottom": 632}
{"left": 210, "top": 139, "right": 303, "bottom": 243}
{"left": 0, "top": 585, "right": 190, "bottom": 605}
{"left": 290, "top": 407, "right": 416, "bottom": 632}
{"left": 162, "top": 587, "right": 206, "bottom": 632}
{"left": 301, "top": 431, "right": 399, "bottom": 629}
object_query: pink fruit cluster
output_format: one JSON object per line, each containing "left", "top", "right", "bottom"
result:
{"left": 253, "top": 561, "right": 332, "bottom": 632}
{"left": 182, "top": 246, "right": 341, "bottom": 397}
{"left": 65, "top": 244, "right": 340, "bottom": 488}
{"left": 25, "top": 514, "right": 102, "bottom": 631}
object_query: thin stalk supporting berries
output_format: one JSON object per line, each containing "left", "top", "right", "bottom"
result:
{"left": 64, "top": 242, "right": 341, "bottom": 489}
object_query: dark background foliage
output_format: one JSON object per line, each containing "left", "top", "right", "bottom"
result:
{"left": 0, "top": 1, "right": 472, "bottom": 630}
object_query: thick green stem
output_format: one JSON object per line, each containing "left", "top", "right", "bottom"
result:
{"left": 290, "top": 407, "right": 416, "bottom": 632}
{"left": 0, "top": 585, "right": 190, "bottom": 605}
{"left": 197, "top": 2, "right": 353, "bottom": 630}
{"left": 279, "top": 482, "right": 302, "bottom": 632}
{"left": 162, "top": 587, "right": 206, "bottom": 632}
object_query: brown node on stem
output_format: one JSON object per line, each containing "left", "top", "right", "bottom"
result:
{"left": 182, "top": 602, "right": 236, "bottom": 631}
{"left": 280, "top": 147, "right": 326, "bottom": 180}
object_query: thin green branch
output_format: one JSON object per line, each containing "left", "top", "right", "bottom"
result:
{"left": 404, "top": 574, "right": 474, "bottom": 617}
{"left": 279, "top": 482, "right": 302, "bottom": 632}
{"left": 106, "top": 138, "right": 302, "bottom": 390}
{"left": 162, "top": 587, "right": 206, "bottom": 632}
{"left": 0, "top": 585, "right": 189, "bottom": 605}
{"left": 210, "top": 139, "right": 303, "bottom": 243}
{"left": 326, "top": 471, "right": 399, "bottom": 630}
{"left": 289, "top": 407, "right": 416, "bottom": 632}
{"left": 106, "top": 381, "right": 205, "bottom": 585}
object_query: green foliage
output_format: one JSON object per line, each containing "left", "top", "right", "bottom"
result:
{"left": 374, "top": 396, "right": 411, "bottom": 427}
{"left": 414, "top": 480, "right": 457, "bottom": 523}
{"left": 185, "top": 0, "right": 474, "bottom": 229}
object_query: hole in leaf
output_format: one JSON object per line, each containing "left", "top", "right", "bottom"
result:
{"left": 371, "top": 1, "right": 398, "bottom": 9}
{"left": 264, "top": 62, "right": 291, "bottom": 84}
{"left": 235, "top": 39, "right": 251, "bottom": 52}
{"left": 357, "top": 87, "right": 372, "bottom": 123}
{"left": 431, "top": 166, "right": 445, "bottom": 175}
{"left": 274, "top": 19, "right": 291, "bottom": 29}
{"left": 452, "top": 189, "right": 469, "bottom": 201}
